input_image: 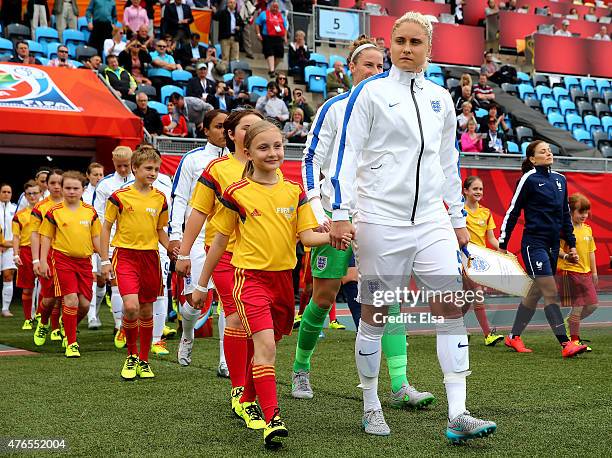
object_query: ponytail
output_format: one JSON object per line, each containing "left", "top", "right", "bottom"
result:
{"left": 521, "top": 158, "right": 534, "bottom": 174}
{"left": 242, "top": 160, "right": 255, "bottom": 179}
{"left": 522, "top": 140, "right": 546, "bottom": 174}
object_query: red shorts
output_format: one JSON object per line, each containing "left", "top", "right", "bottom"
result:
{"left": 39, "top": 248, "right": 57, "bottom": 298}
{"left": 51, "top": 251, "right": 93, "bottom": 300}
{"left": 16, "top": 246, "right": 36, "bottom": 289}
{"left": 209, "top": 249, "right": 237, "bottom": 317}
{"left": 558, "top": 270, "right": 598, "bottom": 308}
{"left": 112, "top": 248, "right": 162, "bottom": 304}
{"left": 233, "top": 268, "right": 294, "bottom": 340}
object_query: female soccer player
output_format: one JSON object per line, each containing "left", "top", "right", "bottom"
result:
{"left": 192, "top": 121, "right": 350, "bottom": 449}
{"left": 12, "top": 181, "right": 40, "bottom": 330}
{"left": 100, "top": 145, "right": 169, "bottom": 380}
{"left": 39, "top": 171, "right": 101, "bottom": 358}
{"left": 176, "top": 109, "right": 267, "bottom": 429}
{"left": 1, "top": 183, "right": 17, "bottom": 318}
{"left": 558, "top": 193, "right": 598, "bottom": 350}
{"left": 499, "top": 140, "right": 587, "bottom": 358}
{"left": 329, "top": 12, "right": 496, "bottom": 442}
{"left": 31, "top": 169, "right": 64, "bottom": 346}
{"left": 462, "top": 176, "right": 504, "bottom": 346}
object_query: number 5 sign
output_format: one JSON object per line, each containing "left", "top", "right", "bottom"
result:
{"left": 317, "top": 8, "right": 362, "bottom": 42}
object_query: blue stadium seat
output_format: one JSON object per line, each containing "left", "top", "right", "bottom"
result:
{"left": 580, "top": 78, "right": 596, "bottom": 93}
{"left": 506, "top": 141, "right": 519, "bottom": 154}
{"left": 517, "top": 71, "right": 530, "bottom": 82}
{"left": 542, "top": 98, "right": 559, "bottom": 115}
{"left": 305, "top": 66, "right": 327, "bottom": 98}
{"left": 535, "top": 85, "right": 553, "bottom": 100}
{"left": 602, "top": 116, "right": 612, "bottom": 135}
{"left": 26, "top": 40, "right": 45, "bottom": 57}
{"left": 38, "top": 57, "right": 49, "bottom": 65}
{"left": 328, "top": 54, "right": 347, "bottom": 69}
{"left": 214, "top": 43, "right": 222, "bottom": 59}
{"left": 76, "top": 16, "right": 90, "bottom": 40}
{"left": 222, "top": 73, "right": 233, "bottom": 82}
{"left": 565, "top": 113, "right": 584, "bottom": 132}
{"left": 427, "top": 75, "right": 445, "bottom": 87}
{"left": 0, "top": 38, "right": 12, "bottom": 56}
{"left": 547, "top": 112, "right": 566, "bottom": 129}
{"left": 563, "top": 76, "right": 580, "bottom": 90}
{"left": 63, "top": 29, "right": 86, "bottom": 55}
{"left": 573, "top": 128, "right": 593, "bottom": 146}
{"left": 521, "top": 142, "right": 530, "bottom": 156}
{"left": 160, "top": 85, "right": 184, "bottom": 104}
{"left": 71, "top": 59, "right": 83, "bottom": 68}
{"left": 583, "top": 114, "right": 602, "bottom": 133}
{"left": 309, "top": 52, "right": 328, "bottom": 69}
{"left": 35, "top": 27, "right": 59, "bottom": 45}
{"left": 426, "top": 63, "right": 443, "bottom": 77}
{"left": 553, "top": 86, "right": 570, "bottom": 101}
{"left": 559, "top": 99, "right": 577, "bottom": 115}
{"left": 518, "top": 83, "right": 535, "bottom": 100}
{"left": 46, "top": 42, "right": 61, "bottom": 59}
{"left": 247, "top": 75, "right": 268, "bottom": 98}
{"left": 475, "top": 108, "right": 488, "bottom": 118}
{"left": 171, "top": 69, "right": 192, "bottom": 83}
{"left": 596, "top": 79, "right": 610, "bottom": 94}
{"left": 147, "top": 101, "right": 168, "bottom": 115}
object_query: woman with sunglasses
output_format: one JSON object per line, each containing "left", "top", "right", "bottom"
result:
{"left": 103, "top": 26, "right": 127, "bottom": 58}
{"left": 275, "top": 72, "right": 292, "bottom": 106}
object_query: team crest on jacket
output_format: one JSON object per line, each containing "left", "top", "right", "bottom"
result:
{"left": 316, "top": 255, "right": 327, "bottom": 270}
{"left": 430, "top": 100, "right": 442, "bottom": 113}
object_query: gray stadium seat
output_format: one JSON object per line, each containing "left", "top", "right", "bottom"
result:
{"left": 516, "top": 126, "right": 534, "bottom": 144}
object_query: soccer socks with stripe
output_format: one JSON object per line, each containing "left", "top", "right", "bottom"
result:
{"left": 111, "top": 286, "right": 123, "bottom": 329}
{"left": 139, "top": 316, "right": 153, "bottom": 361}
{"left": 22, "top": 291, "right": 32, "bottom": 320}
{"left": 123, "top": 317, "right": 138, "bottom": 355}
{"left": 180, "top": 302, "right": 200, "bottom": 340}
{"left": 473, "top": 304, "right": 491, "bottom": 336}
{"left": 2, "top": 281, "right": 13, "bottom": 312}
{"left": 355, "top": 320, "right": 384, "bottom": 412}
{"left": 240, "top": 339, "right": 256, "bottom": 403}
{"left": 62, "top": 304, "right": 78, "bottom": 345}
{"left": 152, "top": 297, "right": 166, "bottom": 343}
{"left": 293, "top": 299, "right": 331, "bottom": 372}
{"left": 218, "top": 311, "right": 227, "bottom": 365}
{"left": 568, "top": 311, "right": 581, "bottom": 341}
{"left": 382, "top": 305, "right": 408, "bottom": 393}
{"left": 544, "top": 304, "right": 569, "bottom": 344}
{"left": 253, "top": 364, "right": 278, "bottom": 423}
{"left": 224, "top": 326, "right": 248, "bottom": 387}
{"left": 341, "top": 281, "right": 361, "bottom": 328}
{"left": 510, "top": 303, "right": 536, "bottom": 338}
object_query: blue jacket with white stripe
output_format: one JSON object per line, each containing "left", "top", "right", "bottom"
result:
{"left": 499, "top": 165, "right": 575, "bottom": 250}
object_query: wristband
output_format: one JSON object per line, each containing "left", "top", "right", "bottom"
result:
{"left": 100, "top": 260, "right": 111, "bottom": 266}
{"left": 13, "top": 255, "right": 20, "bottom": 260}
{"left": 32, "top": 259, "right": 40, "bottom": 264}
{"left": 177, "top": 255, "right": 191, "bottom": 261}
{"left": 194, "top": 284, "right": 208, "bottom": 293}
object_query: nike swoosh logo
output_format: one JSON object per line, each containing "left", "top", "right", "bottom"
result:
{"left": 388, "top": 102, "right": 400, "bottom": 107}
{"left": 358, "top": 350, "right": 379, "bottom": 356}
{"left": 458, "top": 343, "right": 469, "bottom": 348}
{"left": 538, "top": 183, "right": 545, "bottom": 186}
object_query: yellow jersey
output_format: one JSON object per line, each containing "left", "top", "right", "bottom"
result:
{"left": 12, "top": 207, "right": 34, "bottom": 247}
{"left": 30, "top": 196, "right": 62, "bottom": 233}
{"left": 39, "top": 202, "right": 101, "bottom": 258}
{"left": 465, "top": 203, "right": 496, "bottom": 247}
{"left": 558, "top": 223, "right": 595, "bottom": 274}
{"left": 212, "top": 177, "right": 318, "bottom": 271}
{"left": 105, "top": 185, "right": 169, "bottom": 251}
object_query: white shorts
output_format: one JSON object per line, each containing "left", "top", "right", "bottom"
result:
{"left": 183, "top": 241, "right": 214, "bottom": 295}
{"left": 160, "top": 249, "right": 170, "bottom": 288}
{"left": 92, "top": 254, "right": 100, "bottom": 274}
{"left": 354, "top": 218, "right": 462, "bottom": 306}
{"left": 1, "top": 248, "right": 16, "bottom": 271}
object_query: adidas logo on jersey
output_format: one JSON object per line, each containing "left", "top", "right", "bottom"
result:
{"left": 251, "top": 209, "right": 262, "bottom": 217}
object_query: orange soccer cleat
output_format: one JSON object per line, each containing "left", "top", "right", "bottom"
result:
{"left": 561, "top": 340, "right": 588, "bottom": 358}
{"left": 504, "top": 335, "right": 533, "bottom": 353}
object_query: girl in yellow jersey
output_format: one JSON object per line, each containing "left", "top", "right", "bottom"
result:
{"left": 192, "top": 121, "right": 351, "bottom": 449}
{"left": 39, "top": 171, "right": 101, "bottom": 358}
{"left": 557, "top": 193, "right": 598, "bottom": 350}
{"left": 462, "top": 176, "right": 504, "bottom": 346}
{"left": 176, "top": 109, "right": 267, "bottom": 428}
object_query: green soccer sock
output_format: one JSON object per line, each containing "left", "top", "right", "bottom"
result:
{"left": 382, "top": 304, "right": 408, "bottom": 393}
{"left": 293, "top": 299, "right": 331, "bottom": 372}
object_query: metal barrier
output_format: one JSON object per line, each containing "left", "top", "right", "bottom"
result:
{"left": 287, "top": 11, "right": 316, "bottom": 51}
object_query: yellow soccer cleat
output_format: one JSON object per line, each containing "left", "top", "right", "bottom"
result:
{"left": 65, "top": 342, "right": 81, "bottom": 358}
{"left": 484, "top": 332, "right": 504, "bottom": 346}
{"left": 231, "top": 386, "right": 245, "bottom": 417}
{"left": 293, "top": 314, "right": 302, "bottom": 329}
{"left": 114, "top": 329, "right": 126, "bottom": 349}
{"left": 33, "top": 321, "right": 50, "bottom": 346}
{"left": 50, "top": 328, "right": 63, "bottom": 341}
{"left": 121, "top": 354, "right": 139, "bottom": 380}
{"left": 241, "top": 402, "right": 267, "bottom": 430}
{"left": 329, "top": 319, "right": 346, "bottom": 330}
{"left": 22, "top": 320, "right": 33, "bottom": 331}
{"left": 151, "top": 340, "right": 169, "bottom": 356}
{"left": 263, "top": 411, "right": 288, "bottom": 449}
{"left": 162, "top": 325, "right": 177, "bottom": 339}
{"left": 136, "top": 360, "right": 155, "bottom": 379}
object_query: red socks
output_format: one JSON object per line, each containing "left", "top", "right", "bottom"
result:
{"left": 139, "top": 317, "right": 153, "bottom": 362}
{"left": 123, "top": 317, "right": 138, "bottom": 355}
{"left": 50, "top": 302, "right": 61, "bottom": 331}
{"left": 240, "top": 339, "right": 256, "bottom": 404}
{"left": 568, "top": 313, "right": 581, "bottom": 341}
{"left": 39, "top": 299, "right": 53, "bottom": 325}
{"left": 253, "top": 364, "right": 278, "bottom": 423}
{"left": 329, "top": 302, "right": 337, "bottom": 321}
{"left": 224, "top": 326, "right": 248, "bottom": 388}
{"left": 473, "top": 304, "right": 491, "bottom": 336}
{"left": 22, "top": 291, "right": 32, "bottom": 320}
{"left": 62, "top": 304, "right": 78, "bottom": 345}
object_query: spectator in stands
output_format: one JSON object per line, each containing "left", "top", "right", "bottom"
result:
{"left": 256, "top": 81, "right": 289, "bottom": 122}
{"left": 169, "top": 92, "right": 213, "bottom": 136}
{"left": 500, "top": 0, "right": 517, "bottom": 11}
{"left": 86, "top": 0, "right": 117, "bottom": 56}
{"left": 135, "top": 24, "right": 154, "bottom": 50}
{"left": 48, "top": 45, "right": 75, "bottom": 68}
{"left": 164, "top": 0, "right": 194, "bottom": 39}
{"left": 283, "top": 108, "right": 309, "bottom": 143}
{"left": 186, "top": 62, "right": 215, "bottom": 99}
{"left": 229, "top": 69, "right": 251, "bottom": 105}
{"left": 27, "top": 0, "right": 50, "bottom": 39}
{"left": 84, "top": 55, "right": 102, "bottom": 73}
{"left": 174, "top": 32, "right": 206, "bottom": 70}
{"left": 162, "top": 33, "right": 178, "bottom": 57}
{"left": 53, "top": 0, "right": 78, "bottom": 42}
{"left": 203, "top": 45, "right": 226, "bottom": 81}
{"left": 457, "top": 101, "right": 475, "bottom": 134}
{"left": 255, "top": 0, "right": 288, "bottom": 77}
{"left": 454, "top": 0, "right": 465, "bottom": 24}
{"left": 451, "top": 73, "right": 473, "bottom": 103}
{"left": 566, "top": 8, "right": 578, "bottom": 19}
{"left": 326, "top": 60, "right": 351, "bottom": 97}
{"left": 119, "top": 39, "right": 152, "bottom": 86}
{"left": 479, "top": 103, "right": 508, "bottom": 133}
{"left": 1, "top": 0, "right": 22, "bottom": 28}
{"left": 288, "top": 88, "right": 314, "bottom": 124}
{"left": 592, "top": 26, "right": 610, "bottom": 41}
{"left": 455, "top": 84, "right": 476, "bottom": 113}
{"left": 485, "top": 0, "right": 499, "bottom": 16}
{"left": 276, "top": 72, "right": 292, "bottom": 105}
{"left": 288, "top": 30, "right": 311, "bottom": 83}
{"left": 461, "top": 119, "right": 484, "bottom": 153}
{"left": 555, "top": 19, "right": 572, "bottom": 37}
{"left": 214, "top": 0, "right": 243, "bottom": 65}
{"left": 239, "top": 0, "right": 257, "bottom": 59}
{"left": 9, "top": 41, "right": 42, "bottom": 65}
{"left": 480, "top": 51, "right": 499, "bottom": 78}
{"left": 350, "top": 0, "right": 364, "bottom": 10}
{"left": 104, "top": 54, "right": 138, "bottom": 100}
{"left": 123, "top": 1, "right": 149, "bottom": 39}
{"left": 484, "top": 117, "right": 506, "bottom": 154}
{"left": 162, "top": 100, "right": 189, "bottom": 137}
{"left": 149, "top": 39, "right": 182, "bottom": 90}
{"left": 206, "top": 80, "right": 237, "bottom": 110}
{"left": 473, "top": 73, "right": 495, "bottom": 109}
{"left": 376, "top": 37, "right": 391, "bottom": 71}
{"left": 133, "top": 91, "right": 164, "bottom": 135}
{"left": 104, "top": 26, "right": 128, "bottom": 58}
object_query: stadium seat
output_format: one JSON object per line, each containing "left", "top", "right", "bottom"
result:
{"left": 123, "top": 100, "right": 137, "bottom": 111}
{"left": 46, "top": 42, "right": 62, "bottom": 59}
{"left": 563, "top": 76, "right": 580, "bottom": 90}
{"left": 559, "top": 99, "right": 577, "bottom": 115}
{"left": 229, "top": 60, "right": 252, "bottom": 76}
{"left": 309, "top": 52, "right": 328, "bottom": 69}
{"left": 603, "top": 89, "right": 612, "bottom": 105}
{"left": 547, "top": 112, "right": 566, "bottom": 129}
{"left": 6, "top": 24, "right": 30, "bottom": 44}
{"left": 553, "top": 86, "right": 570, "bottom": 101}
{"left": 475, "top": 108, "right": 488, "bottom": 119}
{"left": 247, "top": 75, "right": 268, "bottom": 98}
{"left": 517, "top": 71, "right": 530, "bottom": 82}
{"left": 516, "top": 126, "right": 534, "bottom": 144}
{"left": 570, "top": 87, "right": 586, "bottom": 103}
{"left": 580, "top": 78, "right": 596, "bottom": 93}
{"left": 25, "top": 40, "right": 44, "bottom": 57}
{"left": 532, "top": 74, "right": 549, "bottom": 87}
{"left": 584, "top": 115, "right": 602, "bottom": 133}
{"left": 542, "top": 98, "right": 559, "bottom": 114}
{"left": 214, "top": 43, "right": 222, "bottom": 59}
{"left": 426, "top": 63, "right": 443, "bottom": 77}
{"left": 592, "top": 130, "right": 609, "bottom": 148}
{"left": 601, "top": 144, "right": 612, "bottom": 158}
{"left": 222, "top": 73, "right": 233, "bottom": 82}
{"left": 160, "top": 85, "right": 184, "bottom": 103}
{"left": 595, "top": 79, "right": 610, "bottom": 94}
{"left": 329, "top": 54, "right": 347, "bottom": 69}
{"left": 501, "top": 83, "right": 518, "bottom": 96}
{"left": 446, "top": 78, "right": 459, "bottom": 90}
{"left": 147, "top": 101, "right": 168, "bottom": 115}
{"left": 518, "top": 83, "right": 535, "bottom": 100}
{"left": 573, "top": 128, "right": 593, "bottom": 146}
{"left": 566, "top": 113, "right": 585, "bottom": 132}
{"left": 77, "top": 16, "right": 90, "bottom": 40}
{"left": 0, "top": 38, "right": 12, "bottom": 56}
{"left": 75, "top": 45, "right": 97, "bottom": 62}
{"left": 577, "top": 101, "right": 595, "bottom": 117}
{"left": 506, "top": 141, "right": 519, "bottom": 154}
{"left": 64, "top": 29, "right": 87, "bottom": 55}
{"left": 171, "top": 69, "right": 192, "bottom": 85}
{"left": 35, "top": 27, "right": 59, "bottom": 45}
{"left": 137, "top": 84, "right": 157, "bottom": 99}
{"left": 521, "top": 141, "right": 530, "bottom": 156}
{"left": 535, "top": 85, "right": 553, "bottom": 100}
{"left": 595, "top": 102, "right": 611, "bottom": 118}
{"left": 38, "top": 57, "right": 49, "bottom": 65}
{"left": 304, "top": 65, "right": 327, "bottom": 96}
{"left": 602, "top": 116, "right": 612, "bottom": 134}
{"left": 71, "top": 59, "right": 83, "bottom": 68}
{"left": 586, "top": 87, "right": 603, "bottom": 104}
{"left": 525, "top": 98, "right": 542, "bottom": 112}
{"left": 427, "top": 75, "right": 444, "bottom": 87}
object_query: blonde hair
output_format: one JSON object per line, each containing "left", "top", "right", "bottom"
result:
{"left": 292, "top": 107, "right": 304, "bottom": 120}
{"left": 131, "top": 144, "right": 161, "bottom": 169}
{"left": 392, "top": 11, "right": 433, "bottom": 48}
{"left": 347, "top": 35, "right": 380, "bottom": 64}
{"left": 460, "top": 73, "right": 473, "bottom": 87}
{"left": 242, "top": 120, "right": 282, "bottom": 178}
{"left": 112, "top": 146, "right": 133, "bottom": 161}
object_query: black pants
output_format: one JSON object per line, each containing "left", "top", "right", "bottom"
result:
{"left": 88, "top": 20, "right": 112, "bottom": 56}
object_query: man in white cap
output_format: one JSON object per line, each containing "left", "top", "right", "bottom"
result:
{"left": 555, "top": 19, "right": 572, "bottom": 37}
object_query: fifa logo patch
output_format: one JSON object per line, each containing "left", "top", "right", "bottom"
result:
{"left": 430, "top": 100, "right": 442, "bottom": 113}
{"left": 146, "top": 207, "right": 157, "bottom": 216}
{"left": 316, "top": 255, "right": 327, "bottom": 270}
{"left": 276, "top": 206, "right": 295, "bottom": 220}
{"left": 79, "top": 220, "right": 90, "bottom": 226}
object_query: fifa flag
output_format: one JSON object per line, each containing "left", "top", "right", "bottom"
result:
{"left": 462, "top": 243, "right": 533, "bottom": 297}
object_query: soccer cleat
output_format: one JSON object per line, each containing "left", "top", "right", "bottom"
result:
{"left": 34, "top": 313, "right": 41, "bottom": 323}
{"left": 293, "top": 313, "right": 302, "bottom": 329}
{"left": 231, "top": 386, "right": 245, "bottom": 417}
{"left": 217, "top": 361, "right": 230, "bottom": 378}
{"left": 263, "top": 410, "right": 288, "bottom": 449}
{"left": 121, "top": 355, "right": 139, "bottom": 380}
{"left": 62, "top": 337, "right": 67, "bottom": 348}
{"left": 65, "top": 342, "right": 81, "bottom": 358}
{"left": 362, "top": 409, "right": 391, "bottom": 436}
{"left": 151, "top": 340, "right": 170, "bottom": 356}
{"left": 177, "top": 337, "right": 194, "bottom": 366}
{"left": 504, "top": 335, "right": 532, "bottom": 353}
{"left": 484, "top": 330, "right": 504, "bottom": 347}
{"left": 446, "top": 411, "right": 497, "bottom": 444}
{"left": 291, "top": 370, "right": 314, "bottom": 399}
{"left": 390, "top": 383, "right": 436, "bottom": 409}
{"left": 137, "top": 360, "right": 155, "bottom": 378}
{"left": 22, "top": 319, "right": 33, "bottom": 330}
{"left": 33, "top": 321, "right": 50, "bottom": 346}
{"left": 162, "top": 325, "right": 177, "bottom": 339}
{"left": 50, "top": 328, "right": 62, "bottom": 341}
{"left": 105, "top": 294, "right": 111, "bottom": 309}
{"left": 573, "top": 339, "right": 592, "bottom": 352}
{"left": 114, "top": 329, "right": 126, "bottom": 349}
{"left": 329, "top": 319, "right": 346, "bottom": 330}
{"left": 242, "top": 402, "right": 267, "bottom": 430}
{"left": 2, "top": 310, "right": 14, "bottom": 317}
{"left": 88, "top": 317, "right": 102, "bottom": 330}
{"left": 561, "top": 340, "right": 588, "bottom": 358}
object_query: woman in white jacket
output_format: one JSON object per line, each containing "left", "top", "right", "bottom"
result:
{"left": 329, "top": 12, "right": 497, "bottom": 443}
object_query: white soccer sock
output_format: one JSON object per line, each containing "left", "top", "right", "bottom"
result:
{"left": 153, "top": 297, "right": 167, "bottom": 343}
{"left": 87, "top": 283, "right": 97, "bottom": 321}
{"left": 33, "top": 280, "right": 40, "bottom": 316}
{"left": 96, "top": 284, "right": 106, "bottom": 308}
{"left": 355, "top": 320, "right": 384, "bottom": 412}
{"left": 2, "top": 281, "right": 13, "bottom": 312}
{"left": 110, "top": 286, "right": 123, "bottom": 329}
{"left": 218, "top": 311, "right": 226, "bottom": 364}
{"left": 180, "top": 301, "right": 200, "bottom": 340}
{"left": 436, "top": 317, "right": 470, "bottom": 420}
